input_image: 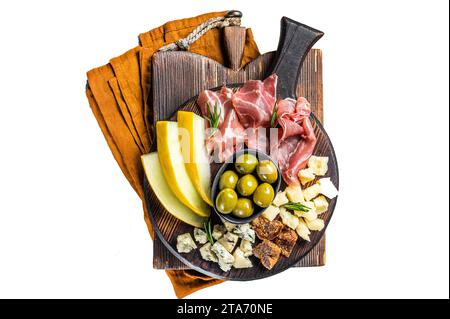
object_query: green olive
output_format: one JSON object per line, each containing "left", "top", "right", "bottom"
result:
{"left": 235, "top": 154, "right": 258, "bottom": 174}
{"left": 232, "top": 198, "right": 254, "bottom": 218}
{"left": 256, "top": 160, "right": 278, "bottom": 184}
{"left": 253, "top": 183, "right": 275, "bottom": 207}
{"left": 219, "top": 170, "right": 239, "bottom": 190}
{"left": 236, "top": 174, "right": 258, "bottom": 196}
{"left": 215, "top": 188, "right": 238, "bottom": 214}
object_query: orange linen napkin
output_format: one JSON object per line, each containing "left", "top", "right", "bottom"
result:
{"left": 86, "top": 11, "right": 260, "bottom": 298}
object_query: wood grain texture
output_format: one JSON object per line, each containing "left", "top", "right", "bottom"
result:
{"left": 224, "top": 26, "right": 246, "bottom": 70}
{"left": 148, "top": 49, "right": 332, "bottom": 274}
{"left": 150, "top": 52, "right": 274, "bottom": 127}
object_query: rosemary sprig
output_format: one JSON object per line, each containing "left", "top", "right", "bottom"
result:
{"left": 282, "top": 202, "right": 311, "bottom": 212}
{"left": 203, "top": 218, "right": 214, "bottom": 245}
{"left": 206, "top": 102, "right": 221, "bottom": 135}
{"left": 270, "top": 103, "right": 278, "bottom": 128}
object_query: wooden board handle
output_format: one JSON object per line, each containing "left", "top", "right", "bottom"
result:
{"left": 269, "top": 17, "right": 324, "bottom": 99}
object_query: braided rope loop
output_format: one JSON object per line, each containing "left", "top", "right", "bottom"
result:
{"left": 159, "top": 16, "right": 241, "bottom": 52}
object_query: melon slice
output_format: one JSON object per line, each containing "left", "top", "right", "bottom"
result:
{"left": 156, "top": 121, "right": 210, "bottom": 217}
{"left": 141, "top": 152, "right": 207, "bottom": 228}
{"left": 177, "top": 111, "right": 212, "bottom": 206}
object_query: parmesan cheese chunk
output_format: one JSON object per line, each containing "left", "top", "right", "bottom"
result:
{"left": 317, "top": 178, "right": 339, "bottom": 199}
{"left": 306, "top": 218, "right": 325, "bottom": 231}
{"left": 293, "top": 201, "right": 316, "bottom": 221}
{"left": 313, "top": 195, "right": 329, "bottom": 214}
{"left": 298, "top": 167, "right": 316, "bottom": 185}
{"left": 285, "top": 185, "right": 304, "bottom": 203}
{"left": 296, "top": 218, "right": 311, "bottom": 241}
{"left": 295, "top": 208, "right": 318, "bottom": 221}
{"left": 272, "top": 191, "right": 289, "bottom": 207}
{"left": 279, "top": 207, "right": 300, "bottom": 230}
{"left": 262, "top": 205, "right": 280, "bottom": 221}
{"left": 303, "top": 183, "right": 321, "bottom": 201}
{"left": 307, "top": 156, "right": 329, "bottom": 176}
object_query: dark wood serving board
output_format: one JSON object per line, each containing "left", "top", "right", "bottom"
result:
{"left": 145, "top": 18, "right": 337, "bottom": 278}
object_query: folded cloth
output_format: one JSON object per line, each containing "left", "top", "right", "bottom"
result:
{"left": 86, "top": 11, "right": 260, "bottom": 298}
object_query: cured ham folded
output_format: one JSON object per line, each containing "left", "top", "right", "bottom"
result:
{"left": 196, "top": 74, "right": 317, "bottom": 185}
{"left": 270, "top": 97, "right": 317, "bottom": 185}
{"left": 197, "top": 87, "right": 245, "bottom": 162}
{"left": 232, "top": 74, "right": 277, "bottom": 153}
{"left": 231, "top": 74, "right": 277, "bottom": 128}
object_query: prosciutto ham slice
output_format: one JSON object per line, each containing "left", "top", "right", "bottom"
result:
{"left": 197, "top": 87, "right": 245, "bottom": 162}
{"left": 231, "top": 74, "right": 277, "bottom": 128}
{"left": 196, "top": 74, "right": 317, "bottom": 185}
{"left": 231, "top": 74, "right": 278, "bottom": 153}
{"left": 270, "top": 97, "right": 317, "bottom": 185}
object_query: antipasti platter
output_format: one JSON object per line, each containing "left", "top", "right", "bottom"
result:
{"left": 142, "top": 12, "right": 339, "bottom": 280}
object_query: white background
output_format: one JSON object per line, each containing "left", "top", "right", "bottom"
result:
{"left": 0, "top": 0, "right": 448, "bottom": 299}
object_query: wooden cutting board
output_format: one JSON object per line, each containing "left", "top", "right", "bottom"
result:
{"left": 150, "top": 46, "right": 327, "bottom": 270}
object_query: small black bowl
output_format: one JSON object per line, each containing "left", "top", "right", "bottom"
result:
{"left": 211, "top": 148, "right": 282, "bottom": 224}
